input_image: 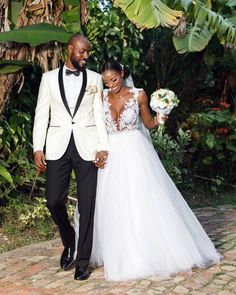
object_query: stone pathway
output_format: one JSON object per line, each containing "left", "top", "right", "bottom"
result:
{"left": 0, "top": 206, "right": 235, "bottom": 295}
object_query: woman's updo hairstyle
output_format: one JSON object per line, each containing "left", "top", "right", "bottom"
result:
{"left": 101, "top": 58, "right": 131, "bottom": 80}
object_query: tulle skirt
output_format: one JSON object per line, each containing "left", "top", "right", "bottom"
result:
{"left": 90, "top": 129, "right": 221, "bottom": 281}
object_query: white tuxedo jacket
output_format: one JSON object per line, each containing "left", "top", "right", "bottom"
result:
{"left": 33, "top": 66, "right": 109, "bottom": 161}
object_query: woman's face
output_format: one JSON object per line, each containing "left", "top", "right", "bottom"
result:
{"left": 102, "top": 70, "right": 124, "bottom": 93}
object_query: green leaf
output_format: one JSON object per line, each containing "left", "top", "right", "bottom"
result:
{"left": 216, "top": 153, "right": 225, "bottom": 160}
{"left": 0, "top": 165, "right": 13, "bottom": 184}
{"left": 177, "top": 0, "right": 192, "bottom": 11}
{"left": 0, "top": 60, "right": 29, "bottom": 66}
{"left": 113, "top": 0, "right": 183, "bottom": 29}
{"left": 226, "top": 0, "right": 236, "bottom": 7}
{"left": 228, "top": 16, "right": 236, "bottom": 26}
{"left": 229, "top": 134, "right": 236, "bottom": 141}
{"left": 173, "top": 22, "right": 213, "bottom": 53}
{"left": 64, "top": 0, "right": 79, "bottom": 5}
{"left": 9, "top": 0, "right": 23, "bottom": 28}
{"left": 0, "top": 65, "right": 23, "bottom": 74}
{"left": 174, "top": 1, "right": 236, "bottom": 53}
{"left": 0, "top": 59, "right": 30, "bottom": 74}
{"left": 226, "top": 142, "right": 236, "bottom": 152}
{"left": 203, "top": 156, "right": 212, "bottom": 165}
{"left": 62, "top": 7, "right": 80, "bottom": 23}
{"left": 205, "top": 134, "right": 215, "bottom": 149}
{"left": 0, "top": 23, "right": 72, "bottom": 46}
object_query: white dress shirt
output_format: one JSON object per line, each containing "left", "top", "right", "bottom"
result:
{"left": 63, "top": 65, "right": 83, "bottom": 116}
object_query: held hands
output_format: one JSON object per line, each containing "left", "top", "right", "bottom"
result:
{"left": 93, "top": 151, "right": 108, "bottom": 169}
{"left": 34, "top": 150, "right": 46, "bottom": 176}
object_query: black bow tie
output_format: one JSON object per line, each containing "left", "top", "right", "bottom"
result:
{"left": 66, "top": 69, "right": 80, "bottom": 76}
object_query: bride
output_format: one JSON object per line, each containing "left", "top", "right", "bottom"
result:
{"left": 79, "top": 58, "right": 222, "bottom": 281}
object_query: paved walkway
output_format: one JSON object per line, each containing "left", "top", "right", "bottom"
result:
{"left": 0, "top": 206, "right": 235, "bottom": 295}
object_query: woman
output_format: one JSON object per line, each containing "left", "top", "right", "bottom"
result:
{"left": 90, "top": 58, "right": 221, "bottom": 281}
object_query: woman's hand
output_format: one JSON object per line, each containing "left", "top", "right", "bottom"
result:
{"left": 155, "top": 113, "right": 168, "bottom": 125}
{"left": 94, "top": 151, "right": 109, "bottom": 169}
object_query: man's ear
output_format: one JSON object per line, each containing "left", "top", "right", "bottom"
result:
{"left": 68, "top": 45, "right": 73, "bottom": 54}
{"left": 121, "top": 69, "right": 124, "bottom": 78}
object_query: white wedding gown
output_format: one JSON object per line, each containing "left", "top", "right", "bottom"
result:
{"left": 87, "top": 88, "right": 221, "bottom": 281}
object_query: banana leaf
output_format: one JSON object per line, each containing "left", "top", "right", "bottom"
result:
{"left": 0, "top": 23, "right": 72, "bottom": 46}
{"left": 173, "top": 22, "right": 213, "bottom": 53}
{"left": 113, "top": 0, "right": 183, "bottom": 29}
{"left": 0, "top": 60, "right": 30, "bottom": 74}
{"left": 173, "top": 1, "right": 236, "bottom": 53}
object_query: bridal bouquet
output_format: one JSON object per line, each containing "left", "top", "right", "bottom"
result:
{"left": 150, "top": 88, "right": 179, "bottom": 125}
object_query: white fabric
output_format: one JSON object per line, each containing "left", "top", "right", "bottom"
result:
{"left": 102, "top": 88, "right": 139, "bottom": 133}
{"left": 33, "top": 68, "right": 109, "bottom": 160}
{"left": 63, "top": 65, "right": 83, "bottom": 116}
{"left": 89, "top": 87, "right": 221, "bottom": 281}
{"left": 124, "top": 74, "right": 134, "bottom": 88}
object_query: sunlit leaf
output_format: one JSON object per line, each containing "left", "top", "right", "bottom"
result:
{"left": 113, "top": 0, "right": 183, "bottom": 29}
{"left": 0, "top": 165, "right": 13, "bottom": 184}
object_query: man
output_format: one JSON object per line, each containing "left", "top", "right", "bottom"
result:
{"left": 33, "top": 34, "right": 108, "bottom": 280}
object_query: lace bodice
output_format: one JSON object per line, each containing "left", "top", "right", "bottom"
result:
{"left": 103, "top": 88, "right": 140, "bottom": 133}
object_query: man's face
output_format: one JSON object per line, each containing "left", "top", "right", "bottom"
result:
{"left": 69, "top": 38, "right": 91, "bottom": 71}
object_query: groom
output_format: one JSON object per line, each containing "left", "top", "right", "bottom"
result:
{"left": 33, "top": 34, "right": 108, "bottom": 280}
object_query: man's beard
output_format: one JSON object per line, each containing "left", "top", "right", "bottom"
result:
{"left": 70, "top": 56, "right": 87, "bottom": 71}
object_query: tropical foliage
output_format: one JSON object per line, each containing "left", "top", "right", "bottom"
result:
{"left": 181, "top": 102, "right": 236, "bottom": 186}
{"left": 115, "top": 0, "right": 236, "bottom": 53}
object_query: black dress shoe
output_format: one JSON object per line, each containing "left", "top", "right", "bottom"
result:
{"left": 60, "top": 247, "right": 75, "bottom": 270}
{"left": 74, "top": 267, "right": 90, "bottom": 280}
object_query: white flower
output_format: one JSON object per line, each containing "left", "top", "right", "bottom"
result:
{"left": 150, "top": 88, "right": 179, "bottom": 112}
{"left": 86, "top": 85, "right": 98, "bottom": 95}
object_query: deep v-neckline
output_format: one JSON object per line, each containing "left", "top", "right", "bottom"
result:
{"left": 106, "top": 89, "right": 134, "bottom": 130}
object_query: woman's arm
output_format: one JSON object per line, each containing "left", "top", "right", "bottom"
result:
{"left": 138, "top": 90, "right": 161, "bottom": 129}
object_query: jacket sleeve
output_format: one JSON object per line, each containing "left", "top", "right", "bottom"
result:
{"left": 93, "top": 75, "right": 109, "bottom": 152}
{"left": 33, "top": 73, "right": 50, "bottom": 153}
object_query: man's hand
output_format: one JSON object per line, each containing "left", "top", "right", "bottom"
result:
{"left": 93, "top": 151, "right": 108, "bottom": 169}
{"left": 34, "top": 150, "right": 46, "bottom": 175}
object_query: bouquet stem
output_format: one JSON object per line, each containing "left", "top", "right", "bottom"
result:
{"left": 158, "top": 123, "right": 165, "bottom": 135}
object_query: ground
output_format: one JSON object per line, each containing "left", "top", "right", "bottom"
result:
{"left": 0, "top": 205, "right": 236, "bottom": 295}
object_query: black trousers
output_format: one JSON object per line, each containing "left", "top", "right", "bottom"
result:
{"left": 45, "top": 134, "right": 98, "bottom": 269}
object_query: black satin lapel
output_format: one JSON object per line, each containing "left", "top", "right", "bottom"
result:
{"left": 73, "top": 69, "right": 87, "bottom": 118}
{"left": 58, "top": 65, "right": 72, "bottom": 117}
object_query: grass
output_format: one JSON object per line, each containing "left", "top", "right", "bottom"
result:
{"left": 0, "top": 224, "right": 57, "bottom": 253}
{"left": 182, "top": 187, "right": 236, "bottom": 209}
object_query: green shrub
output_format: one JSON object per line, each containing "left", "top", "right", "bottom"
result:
{"left": 0, "top": 111, "right": 45, "bottom": 200}
{"left": 181, "top": 104, "right": 236, "bottom": 189}
{"left": 19, "top": 197, "right": 75, "bottom": 228}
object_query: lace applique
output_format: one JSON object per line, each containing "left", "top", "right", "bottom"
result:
{"left": 103, "top": 88, "right": 140, "bottom": 133}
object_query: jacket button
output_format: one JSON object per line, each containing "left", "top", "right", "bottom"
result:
{"left": 72, "top": 121, "right": 75, "bottom": 124}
